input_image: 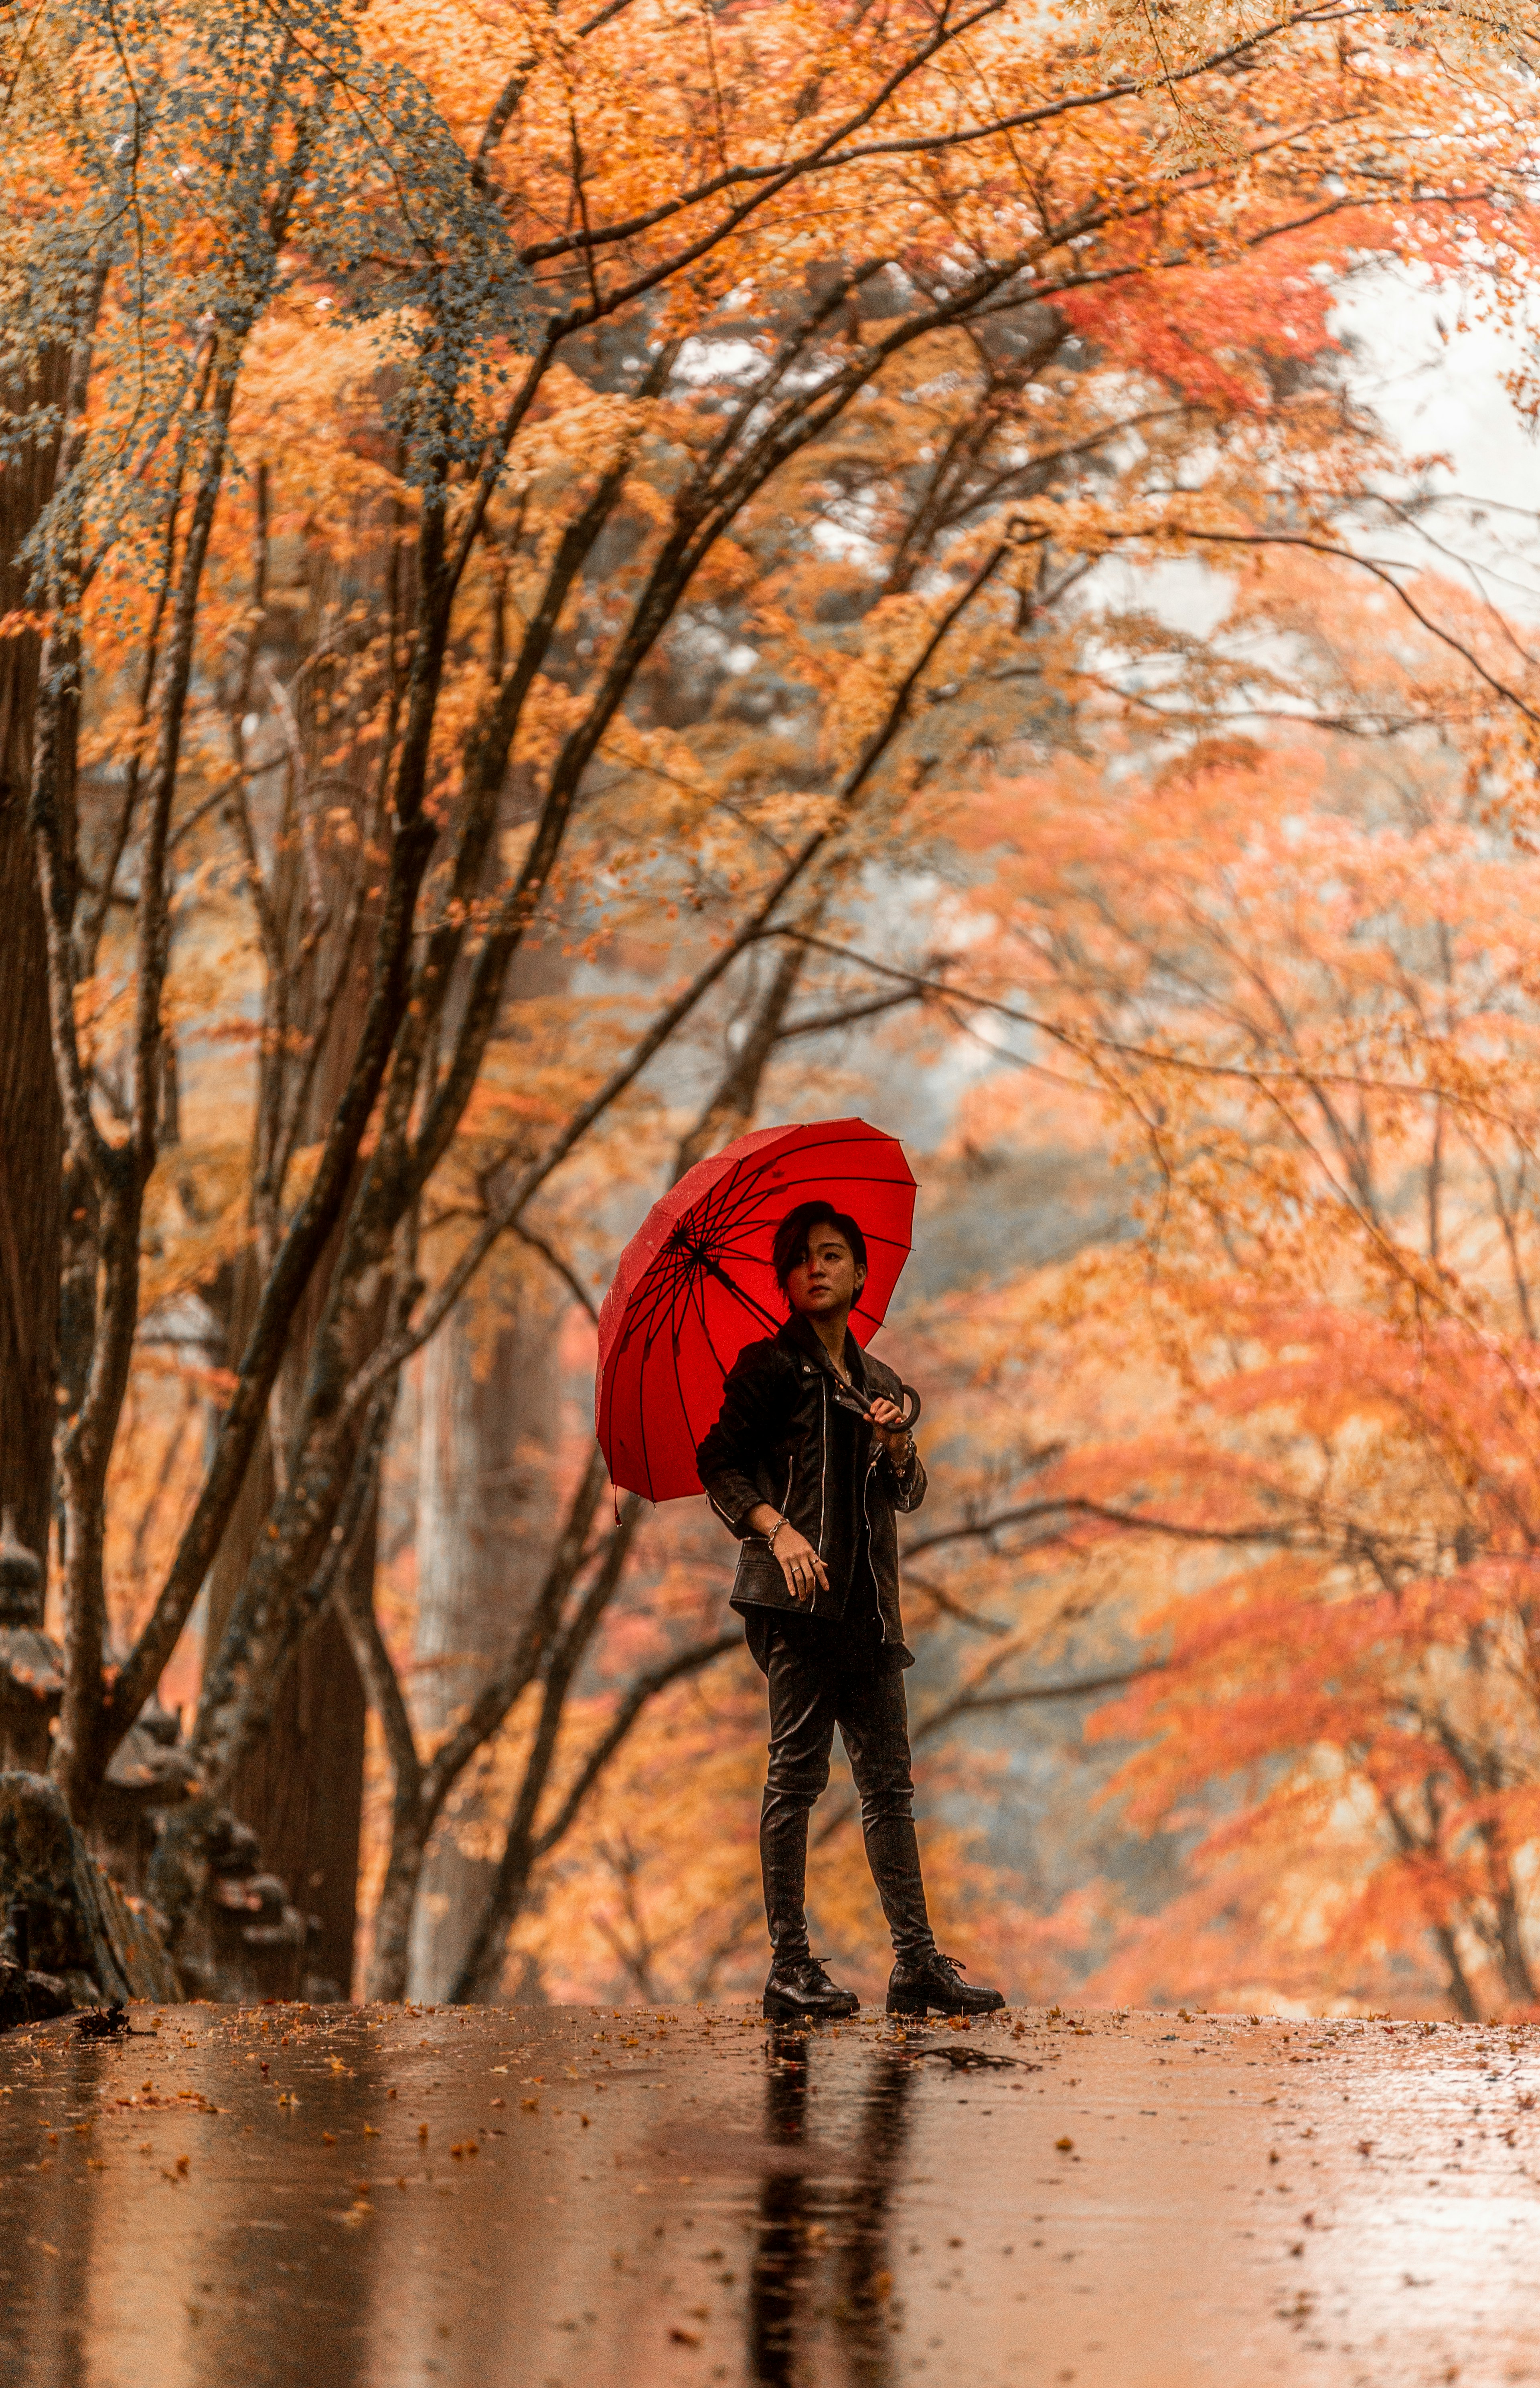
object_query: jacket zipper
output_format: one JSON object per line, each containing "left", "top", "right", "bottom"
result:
{"left": 863, "top": 1442, "right": 886, "bottom": 1644}
{"left": 817, "top": 1375, "right": 828, "bottom": 1560}
{"left": 838, "top": 1350, "right": 886, "bottom": 1645}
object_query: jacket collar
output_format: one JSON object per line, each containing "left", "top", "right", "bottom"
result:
{"left": 778, "top": 1308, "right": 868, "bottom": 1387}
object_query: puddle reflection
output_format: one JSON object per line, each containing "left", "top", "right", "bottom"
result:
{"left": 750, "top": 2029, "right": 914, "bottom": 2386}
{"left": 4, "top": 2037, "right": 101, "bottom": 2388}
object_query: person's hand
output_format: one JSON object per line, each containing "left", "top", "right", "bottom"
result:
{"left": 867, "top": 1395, "right": 914, "bottom": 1460}
{"left": 772, "top": 1523, "right": 829, "bottom": 1605}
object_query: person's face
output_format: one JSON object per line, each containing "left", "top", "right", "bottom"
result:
{"left": 785, "top": 1226, "right": 865, "bottom": 1320}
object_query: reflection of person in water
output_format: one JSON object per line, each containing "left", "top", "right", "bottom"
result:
{"left": 750, "top": 2030, "right": 916, "bottom": 2388}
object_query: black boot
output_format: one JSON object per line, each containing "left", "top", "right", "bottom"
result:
{"left": 764, "top": 1955, "right": 861, "bottom": 2022}
{"left": 886, "top": 1949, "right": 1005, "bottom": 2018}
{"left": 760, "top": 1794, "right": 858, "bottom": 2018}
{"left": 863, "top": 1813, "right": 935, "bottom": 1964}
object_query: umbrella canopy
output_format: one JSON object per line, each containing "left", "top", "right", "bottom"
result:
{"left": 596, "top": 1117, "right": 918, "bottom": 1501}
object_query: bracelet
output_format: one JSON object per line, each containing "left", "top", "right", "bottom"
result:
{"left": 767, "top": 1514, "right": 788, "bottom": 1556}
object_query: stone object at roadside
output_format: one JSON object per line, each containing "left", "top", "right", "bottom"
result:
{"left": 93, "top": 1698, "right": 198, "bottom": 1899}
{"left": 0, "top": 1770, "right": 182, "bottom": 2016}
{"left": 0, "top": 1505, "right": 198, "bottom": 2013}
{"left": 0, "top": 1953, "right": 70, "bottom": 2029}
{"left": 151, "top": 1799, "right": 314, "bottom": 2002}
{"left": 0, "top": 1513, "right": 197, "bottom": 1902}
{"left": 0, "top": 1514, "right": 61, "bottom": 1776}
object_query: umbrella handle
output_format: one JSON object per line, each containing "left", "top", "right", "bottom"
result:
{"left": 834, "top": 1382, "right": 923, "bottom": 1430}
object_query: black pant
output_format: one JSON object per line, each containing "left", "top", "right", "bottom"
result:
{"left": 752, "top": 1621, "right": 934, "bottom": 1965}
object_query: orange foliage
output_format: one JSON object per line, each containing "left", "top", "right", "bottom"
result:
{"left": 13, "top": 0, "right": 1540, "bottom": 2009}
{"left": 924, "top": 567, "right": 1540, "bottom": 2018}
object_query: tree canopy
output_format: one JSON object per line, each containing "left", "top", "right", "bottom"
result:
{"left": 5, "top": 0, "right": 1540, "bottom": 2010}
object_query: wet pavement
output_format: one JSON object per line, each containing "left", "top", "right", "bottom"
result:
{"left": 2, "top": 2001, "right": 1538, "bottom": 2387}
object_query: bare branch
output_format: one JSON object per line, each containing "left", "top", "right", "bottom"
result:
{"left": 531, "top": 1632, "right": 739, "bottom": 1863}
{"left": 509, "top": 1222, "right": 600, "bottom": 1325}
{"left": 904, "top": 1496, "right": 1307, "bottom": 1559}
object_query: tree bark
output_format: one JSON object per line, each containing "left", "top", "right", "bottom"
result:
{"left": 202, "top": 1249, "right": 371, "bottom": 1999}
{"left": 406, "top": 1280, "right": 565, "bottom": 1999}
{"left": 220, "top": 1569, "right": 369, "bottom": 2001}
{"left": 0, "top": 353, "right": 68, "bottom": 1565}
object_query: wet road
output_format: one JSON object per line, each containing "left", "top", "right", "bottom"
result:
{"left": 1, "top": 2001, "right": 1538, "bottom": 2386}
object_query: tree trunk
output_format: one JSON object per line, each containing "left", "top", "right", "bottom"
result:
{"left": 219, "top": 1564, "right": 370, "bottom": 2001}
{"left": 1431, "top": 1916, "right": 1481, "bottom": 2022}
{"left": 0, "top": 355, "right": 68, "bottom": 1565}
{"left": 202, "top": 1249, "right": 372, "bottom": 1999}
{"left": 407, "top": 1279, "right": 565, "bottom": 1999}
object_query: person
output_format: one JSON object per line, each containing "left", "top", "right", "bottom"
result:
{"left": 696, "top": 1197, "right": 1006, "bottom": 2023}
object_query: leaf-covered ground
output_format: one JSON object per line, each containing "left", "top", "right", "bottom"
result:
{"left": 2, "top": 2001, "right": 1538, "bottom": 2383}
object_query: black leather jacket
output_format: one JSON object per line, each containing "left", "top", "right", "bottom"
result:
{"left": 695, "top": 1312, "right": 926, "bottom": 1665}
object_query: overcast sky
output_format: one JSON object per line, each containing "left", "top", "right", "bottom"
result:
{"left": 1336, "top": 265, "right": 1540, "bottom": 620}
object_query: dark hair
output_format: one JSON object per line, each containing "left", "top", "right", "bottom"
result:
{"left": 771, "top": 1200, "right": 869, "bottom": 1294}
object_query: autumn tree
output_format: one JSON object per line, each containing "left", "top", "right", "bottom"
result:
{"left": 6, "top": 0, "right": 1540, "bottom": 2003}
{"left": 895, "top": 558, "right": 1540, "bottom": 2017}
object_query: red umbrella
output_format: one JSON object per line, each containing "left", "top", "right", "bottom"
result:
{"left": 596, "top": 1116, "right": 918, "bottom": 1501}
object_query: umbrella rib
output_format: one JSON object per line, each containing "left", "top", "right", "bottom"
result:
{"left": 666, "top": 1310, "right": 699, "bottom": 1472}
{"left": 697, "top": 1171, "right": 745, "bottom": 1239}
{"left": 634, "top": 1340, "right": 658, "bottom": 1503}
{"left": 626, "top": 1244, "right": 694, "bottom": 1344}
{"left": 697, "top": 1253, "right": 782, "bottom": 1333}
{"left": 632, "top": 1240, "right": 721, "bottom": 1492}
{"left": 731, "top": 1171, "right": 915, "bottom": 1203}
{"left": 721, "top": 1195, "right": 914, "bottom": 1228}
{"left": 683, "top": 1260, "right": 743, "bottom": 1388}
{"left": 704, "top": 1239, "right": 789, "bottom": 1272}
{"left": 636, "top": 1244, "right": 697, "bottom": 1499}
